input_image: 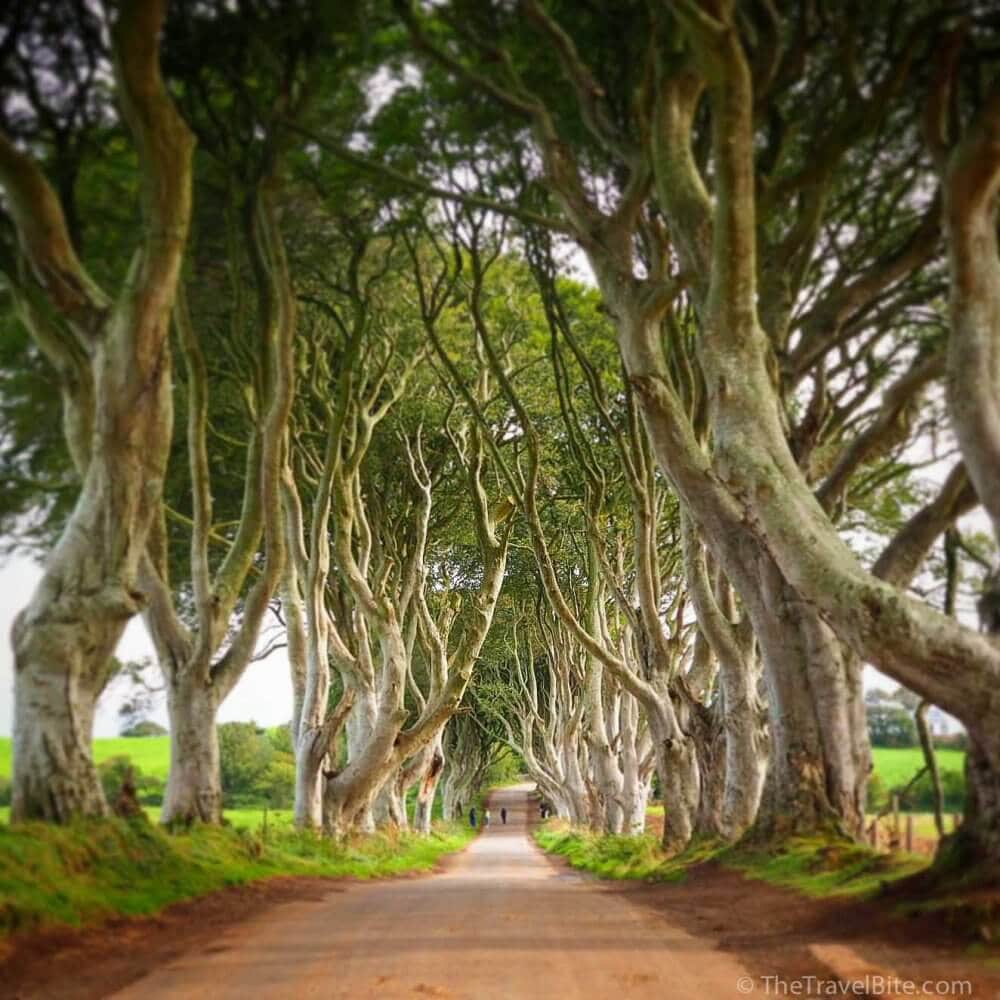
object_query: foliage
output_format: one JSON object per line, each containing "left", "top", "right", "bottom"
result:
{"left": 896, "top": 771, "right": 965, "bottom": 814}
{"left": 120, "top": 720, "right": 168, "bottom": 738}
{"left": 96, "top": 756, "right": 165, "bottom": 807}
{"left": 484, "top": 748, "right": 524, "bottom": 789}
{"left": 0, "top": 817, "right": 474, "bottom": 945}
{"left": 867, "top": 704, "right": 919, "bottom": 748}
{"left": 218, "top": 723, "right": 295, "bottom": 809}
{"left": 866, "top": 772, "right": 889, "bottom": 813}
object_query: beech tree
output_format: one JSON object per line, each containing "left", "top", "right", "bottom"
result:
{"left": 277, "top": 215, "right": 513, "bottom": 834}
{"left": 0, "top": 0, "right": 194, "bottom": 820}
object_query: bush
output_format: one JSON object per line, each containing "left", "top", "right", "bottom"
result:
{"left": 97, "top": 755, "right": 164, "bottom": 806}
{"left": 97, "top": 756, "right": 137, "bottom": 803}
{"left": 866, "top": 704, "right": 918, "bottom": 748}
{"left": 866, "top": 772, "right": 888, "bottom": 813}
{"left": 120, "top": 720, "right": 167, "bottom": 738}
{"left": 218, "top": 722, "right": 295, "bottom": 808}
{"left": 895, "top": 769, "right": 965, "bottom": 813}
{"left": 253, "top": 760, "right": 296, "bottom": 809}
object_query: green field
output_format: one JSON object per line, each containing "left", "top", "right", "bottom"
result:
{"left": 870, "top": 746, "right": 964, "bottom": 787}
{"left": 0, "top": 735, "right": 172, "bottom": 782}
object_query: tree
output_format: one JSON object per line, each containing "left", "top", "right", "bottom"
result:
{"left": 867, "top": 704, "right": 919, "bottom": 749}
{"left": 217, "top": 722, "right": 274, "bottom": 807}
{"left": 1, "top": 0, "right": 193, "bottom": 820}
{"left": 380, "top": 0, "right": 1000, "bottom": 866}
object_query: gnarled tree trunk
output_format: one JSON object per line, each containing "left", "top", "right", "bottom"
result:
{"left": 2, "top": 0, "right": 193, "bottom": 821}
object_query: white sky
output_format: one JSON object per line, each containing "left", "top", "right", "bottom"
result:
{"left": 0, "top": 553, "right": 293, "bottom": 737}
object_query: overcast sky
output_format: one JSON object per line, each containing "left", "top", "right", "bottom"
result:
{"left": 0, "top": 554, "right": 293, "bottom": 737}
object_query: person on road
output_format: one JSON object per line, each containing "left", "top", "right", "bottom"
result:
{"left": 484, "top": 807, "right": 491, "bottom": 827}
{"left": 469, "top": 806, "right": 477, "bottom": 828}
{"left": 501, "top": 806, "right": 507, "bottom": 825}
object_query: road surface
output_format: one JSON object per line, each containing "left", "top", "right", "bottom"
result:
{"left": 111, "top": 785, "right": 752, "bottom": 998}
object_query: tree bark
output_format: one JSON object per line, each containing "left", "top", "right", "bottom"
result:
{"left": 11, "top": 651, "right": 115, "bottom": 820}
{"left": 413, "top": 736, "right": 445, "bottom": 834}
{"left": 161, "top": 676, "right": 222, "bottom": 824}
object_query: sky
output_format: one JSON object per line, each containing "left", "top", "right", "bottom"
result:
{"left": 0, "top": 553, "right": 293, "bottom": 737}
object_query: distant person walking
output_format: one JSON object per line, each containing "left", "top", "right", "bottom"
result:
{"left": 469, "top": 806, "right": 477, "bottom": 829}
{"left": 484, "top": 808, "right": 492, "bottom": 827}
{"left": 501, "top": 806, "right": 508, "bottom": 825}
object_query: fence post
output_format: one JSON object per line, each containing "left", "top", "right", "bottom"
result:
{"left": 905, "top": 813, "right": 914, "bottom": 852}
{"left": 888, "top": 794, "right": 899, "bottom": 849}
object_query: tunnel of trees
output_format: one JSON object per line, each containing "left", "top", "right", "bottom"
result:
{"left": 1, "top": 0, "right": 999, "bottom": 878}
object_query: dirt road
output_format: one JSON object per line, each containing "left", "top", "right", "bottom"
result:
{"left": 109, "top": 785, "right": 752, "bottom": 999}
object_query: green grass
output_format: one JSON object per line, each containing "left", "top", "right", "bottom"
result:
{"left": 0, "top": 736, "right": 172, "bottom": 782}
{"left": 535, "top": 821, "right": 719, "bottom": 882}
{"left": 871, "top": 746, "right": 965, "bottom": 789}
{"left": 0, "top": 806, "right": 297, "bottom": 829}
{"left": 723, "top": 836, "right": 928, "bottom": 897}
{"left": 0, "top": 815, "right": 474, "bottom": 948}
{"left": 536, "top": 822, "right": 927, "bottom": 898}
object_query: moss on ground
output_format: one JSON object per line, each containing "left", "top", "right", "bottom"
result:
{"left": 0, "top": 815, "right": 473, "bottom": 945}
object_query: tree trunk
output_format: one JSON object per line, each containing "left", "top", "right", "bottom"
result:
{"left": 11, "top": 642, "right": 111, "bottom": 821}
{"left": 293, "top": 744, "right": 325, "bottom": 830}
{"left": 560, "top": 734, "right": 591, "bottom": 825}
{"left": 960, "top": 726, "right": 1000, "bottom": 870}
{"left": 341, "top": 679, "right": 379, "bottom": 833}
{"left": 5, "top": 0, "right": 193, "bottom": 823}
{"left": 161, "top": 674, "right": 222, "bottom": 825}
{"left": 648, "top": 701, "right": 698, "bottom": 853}
{"left": 692, "top": 704, "right": 726, "bottom": 838}
{"left": 373, "top": 777, "right": 408, "bottom": 830}
{"left": 585, "top": 665, "right": 625, "bottom": 833}
{"left": 324, "top": 635, "right": 408, "bottom": 836}
{"left": 750, "top": 566, "right": 869, "bottom": 840}
{"left": 413, "top": 737, "right": 445, "bottom": 834}
{"left": 618, "top": 697, "right": 650, "bottom": 834}
{"left": 718, "top": 648, "right": 767, "bottom": 839}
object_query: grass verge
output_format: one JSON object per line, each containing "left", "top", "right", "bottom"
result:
{"left": 0, "top": 815, "right": 473, "bottom": 950}
{"left": 535, "top": 820, "right": 926, "bottom": 897}
{"left": 535, "top": 822, "right": 719, "bottom": 882}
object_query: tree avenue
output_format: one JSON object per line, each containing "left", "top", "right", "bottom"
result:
{"left": 1, "top": 0, "right": 999, "bottom": 885}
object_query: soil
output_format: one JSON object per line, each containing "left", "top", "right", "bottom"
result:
{"left": 2, "top": 787, "right": 997, "bottom": 999}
